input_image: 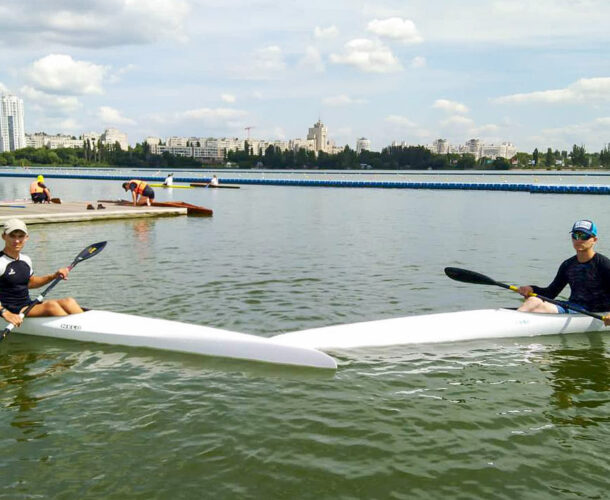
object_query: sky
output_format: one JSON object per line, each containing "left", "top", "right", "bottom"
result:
{"left": 0, "top": 0, "right": 609, "bottom": 152}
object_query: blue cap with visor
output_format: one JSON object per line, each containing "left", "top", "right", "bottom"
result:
{"left": 571, "top": 219, "right": 597, "bottom": 237}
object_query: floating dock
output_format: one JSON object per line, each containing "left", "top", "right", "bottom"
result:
{"left": 0, "top": 201, "right": 186, "bottom": 225}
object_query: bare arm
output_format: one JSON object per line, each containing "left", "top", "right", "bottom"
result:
{"left": 28, "top": 267, "right": 70, "bottom": 289}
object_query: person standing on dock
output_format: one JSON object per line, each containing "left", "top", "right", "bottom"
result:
{"left": 517, "top": 219, "right": 610, "bottom": 325}
{"left": 122, "top": 180, "right": 155, "bottom": 206}
{"left": 0, "top": 219, "right": 84, "bottom": 327}
{"left": 29, "top": 175, "right": 51, "bottom": 203}
{"left": 163, "top": 173, "right": 174, "bottom": 186}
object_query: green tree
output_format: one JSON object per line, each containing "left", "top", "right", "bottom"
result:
{"left": 600, "top": 146, "right": 610, "bottom": 168}
{"left": 569, "top": 144, "right": 587, "bottom": 167}
{"left": 532, "top": 148, "right": 539, "bottom": 166}
{"left": 545, "top": 148, "right": 554, "bottom": 168}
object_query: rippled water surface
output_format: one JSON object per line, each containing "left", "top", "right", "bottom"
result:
{"left": 1, "top": 172, "right": 610, "bottom": 498}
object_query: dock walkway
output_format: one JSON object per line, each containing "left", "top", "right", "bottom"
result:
{"left": 0, "top": 201, "right": 186, "bottom": 225}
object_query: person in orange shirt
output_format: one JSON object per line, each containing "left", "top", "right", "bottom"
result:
{"left": 30, "top": 175, "right": 51, "bottom": 203}
{"left": 122, "top": 180, "right": 155, "bottom": 206}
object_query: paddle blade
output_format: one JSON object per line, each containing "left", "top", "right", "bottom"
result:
{"left": 444, "top": 267, "right": 499, "bottom": 286}
{"left": 72, "top": 241, "right": 107, "bottom": 266}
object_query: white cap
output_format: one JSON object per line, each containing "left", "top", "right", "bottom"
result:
{"left": 3, "top": 218, "right": 28, "bottom": 235}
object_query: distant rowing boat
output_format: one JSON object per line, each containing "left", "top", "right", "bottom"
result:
{"left": 190, "top": 182, "right": 240, "bottom": 189}
{"left": 149, "top": 184, "right": 193, "bottom": 189}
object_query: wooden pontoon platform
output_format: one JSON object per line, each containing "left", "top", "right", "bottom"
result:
{"left": 0, "top": 201, "right": 187, "bottom": 225}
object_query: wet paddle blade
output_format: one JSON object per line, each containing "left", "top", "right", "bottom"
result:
{"left": 72, "top": 241, "right": 107, "bottom": 266}
{"left": 444, "top": 267, "right": 499, "bottom": 286}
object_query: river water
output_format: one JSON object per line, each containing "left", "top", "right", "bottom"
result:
{"left": 1, "top": 171, "right": 610, "bottom": 498}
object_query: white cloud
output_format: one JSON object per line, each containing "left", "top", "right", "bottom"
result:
{"left": 20, "top": 85, "right": 82, "bottom": 113}
{"left": 366, "top": 18, "right": 423, "bottom": 44}
{"left": 314, "top": 25, "right": 339, "bottom": 39}
{"left": 221, "top": 93, "right": 236, "bottom": 103}
{"left": 298, "top": 46, "right": 325, "bottom": 72}
{"left": 440, "top": 115, "right": 475, "bottom": 127}
{"left": 0, "top": 0, "right": 190, "bottom": 47}
{"left": 323, "top": 94, "right": 366, "bottom": 106}
{"left": 0, "top": 82, "right": 8, "bottom": 92}
{"left": 472, "top": 123, "right": 500, "bottom": 134}
{"left": 385, "top": 115, "right": 417, "bottom": 128}
{"left": 255, "top": 45, "right": 286, "bottom": 72}
{"left": 107, "top": 64, "right": 137, "bottom": 84}
{"left": 35, "top": 117, "right": 83, "bottom": 134}
{"left": 433, "top": 99, "right": 469, "bottom": 114}
{"left": 160, "top": 107, "right": 249, "bottom": 130}
{"left": 535, "top": 116, "right": 610, "bottom": 150}
{"left": 330, "top": 39, "right": 402, "bottom": 73}
{"left": 25, "top": 54, "right": 108, "bottom": 95}
{"left": 495, "top": 77, "right": 610, "bottom": 104}
{"left": 98, "top": 106, "right": 136, "bottom": 125}
{"left": 410, "top": 56, "right": 426, "bottom": 69}
{"left": 234, "top": 45, "right": 286, "bottom": 79}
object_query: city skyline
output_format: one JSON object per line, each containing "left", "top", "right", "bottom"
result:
{"left": 0, "top": 1, "right": 608, "bottom": 152}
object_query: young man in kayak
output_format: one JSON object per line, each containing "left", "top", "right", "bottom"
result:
{"left": 163, "top": 173, "right": 174, "bottom": 186}
{"left": 0, "top": 219, "right": 83, "bottom": 327}
{"left": 517, "top": 219, "right": 610, "bottom": 325}
{"left": 30, "top": 175, "right": 52, "bottom": 203}
{"left": 122, "top": 179, "right": 155, "bottom": 206}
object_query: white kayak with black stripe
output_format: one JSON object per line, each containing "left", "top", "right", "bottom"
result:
{"left": 17, "top": 310, "right": 337, "bottom": 369}
{"left": 271, "top": 308, "right": 607, "bottom": 350}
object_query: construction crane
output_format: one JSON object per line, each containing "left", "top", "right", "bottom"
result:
{"left": 244, "top": 126, "right": 255, "bottom": 140}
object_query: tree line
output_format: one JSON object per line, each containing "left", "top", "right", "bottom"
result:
{"left": 1, "top": 141, "right": 609, "bottom": 170}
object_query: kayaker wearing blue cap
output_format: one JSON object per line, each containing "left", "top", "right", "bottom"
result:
{"left": 517, "top": 219, "right": 610, "bottom": 325}
{"left": 0, "top": 219, "right": 83, "bottom": 327}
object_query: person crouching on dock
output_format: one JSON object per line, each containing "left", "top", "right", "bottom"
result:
{"left": 122, "top": 180, "right": 155, "bottom": 206}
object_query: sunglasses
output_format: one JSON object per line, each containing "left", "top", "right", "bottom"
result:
{"left": 572, "top": 231, "right": 593, "bottom": 241}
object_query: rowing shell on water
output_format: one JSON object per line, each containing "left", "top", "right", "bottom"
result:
{"left": 190, "top": 183, "right": 241, "bottom": 189}
{"left": 271, "top": 308, "right": 607, "bottom": 350}
{"left": 18, "top": 310, "right": 336, "bottom": 369}
{"left": 149, "top": 184, "right": 193, "bottom": 189}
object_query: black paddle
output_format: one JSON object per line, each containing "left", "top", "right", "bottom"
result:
{"left": 1, "top": 241, "right": 107, "bottom": 341}
{"left": 444, "top": 266, "right": 608, "bottom": 322}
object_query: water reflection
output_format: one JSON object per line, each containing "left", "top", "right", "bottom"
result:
{"left": 543, "top": 333, "right": 610, "bottom": 427}
{"left": 0, "top": 348, "right": 75, "bottom": 442}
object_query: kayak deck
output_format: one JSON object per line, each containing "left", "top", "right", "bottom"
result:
{"left": 271, "top": 308, "right": 606, "bottom": 350}
{"left": 18, "top": 310, "right": 336, "bottom": 369}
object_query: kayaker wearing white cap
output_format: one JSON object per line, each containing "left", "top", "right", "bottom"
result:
{"left": 29, "top": 174, "right": 52, "bottom": 203}
{"left": 0, "top": 219, "right": 83, "bottom": 327}
{"left": 517, "top": 219, "right": 610, "bottom": 325}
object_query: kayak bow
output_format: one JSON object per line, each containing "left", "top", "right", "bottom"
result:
{"left": 19, "top": 310, "right": 337, "bottom": 369}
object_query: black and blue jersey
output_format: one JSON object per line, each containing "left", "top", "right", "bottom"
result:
{"left": 0, "top": 251, "right": 33, "bottom": 313}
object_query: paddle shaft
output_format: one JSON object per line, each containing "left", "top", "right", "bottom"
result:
{"left": 444, "top": 267, "right": 607, "bottom": 322}
{"left": 1, "top": 241, "right": 107, "bottom": 340}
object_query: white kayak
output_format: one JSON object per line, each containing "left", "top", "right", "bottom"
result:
{"left": 17, "top": 310, "right": 337, "bottom": 369}
{"left": 271, "top": 308, "right": 607, "bottom": 350}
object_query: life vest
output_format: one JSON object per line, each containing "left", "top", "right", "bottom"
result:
{"left": 128, "top": 180, "right": 148, "bottom": 195}
{"left": 30, "top": 181, "right": 44, "bottom": 194}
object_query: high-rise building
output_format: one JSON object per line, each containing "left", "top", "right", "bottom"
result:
{"left": 307, "top": 119, "right": 328, "bottom": 153}
{"left": 0, "top": 94, "right": 26, "bottom": 152}
{"left": 100, "top": 128, "right": 128, "bottom": 150}
{"left": 432, "top": 138, "right": 449, "bottom": 154}
{"left": 356, "top": 137, "right": 371, "bottom": 154}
